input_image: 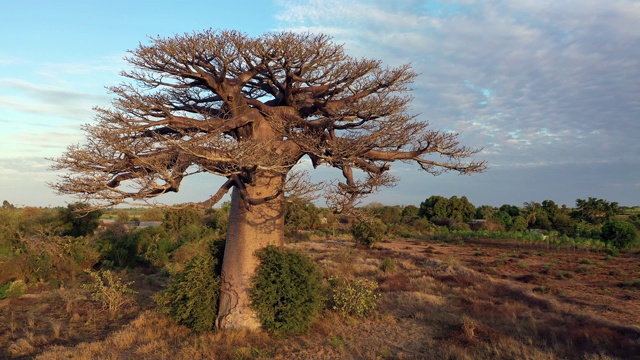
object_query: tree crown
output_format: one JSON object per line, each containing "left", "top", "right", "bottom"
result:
{"left": 51, "top": 30, "right": 485, "bottom": 211}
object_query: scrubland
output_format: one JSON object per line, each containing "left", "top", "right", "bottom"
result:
{"left": 2, "top": 234, "right": 639, "bottom": 359}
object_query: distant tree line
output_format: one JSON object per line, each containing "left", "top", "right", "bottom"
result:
{"left": 351, "top": 196, "right": 638, "bottom": 250}
{"left": 1, "top": 194, "right": 638, "bottom": 288}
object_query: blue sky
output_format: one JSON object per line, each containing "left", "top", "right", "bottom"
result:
{"left": 1, "top": 0, "right": 639, "bottom": 208}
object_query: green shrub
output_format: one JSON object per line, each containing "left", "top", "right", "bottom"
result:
{"left": 379, "top": 257, "right": 396, "bottom": 273}
{"left": 95, "top": 225, "right": 140, "bottom": 268}
{"left": 250, "top": 246, "right": 323, "bottom": 335}
{"left": 135, "top": 227, "right": 172, "bottom": 267}
{"left": 59, "top": 203, "right": 102, "bottom": 237}
{"left": 0, "top": 282, "right": 10, "bottom": 299}
{"left": 154, "top": 239, "right": 225, "bottom": 333}
{"left": 162, "top": 206, "right": 204, "bottom": 234}
{"left": 351, "top": 219, "right": 386, "bottom": 248}
{"left": 205, "top": 206, "right": 229, "bottom": 232}
{"left": 619, "top": 279, "right": 640, "bottom": 288}
{"left": 450, "top": 221, "right": 471, "bottom": 231}
{"left": 0, "top": 280, "right": 26, "bottom": 299}
{"left": 83, "top": 270, "right": 137, "bottom": 316}
{"left": 328, "top": 276, "right": 380, "bottom": 318}
{"left": 601, "top": 220, "right": 638, "bottom": 249}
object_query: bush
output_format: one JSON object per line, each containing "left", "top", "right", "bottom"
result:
{"left": 162, "top": 206, "right": 204, "bottom": 234}
{"left": 59, "top": 203, "right": 102, "bottom": 237}
{"left": 205, "top": 206, "right": 229, "bottom": 232}
{"left": 250, "top": 246, "right": 323, "bottom": 335}
{"left": 328, "top": 276, "right": 380, "bottom": 318}
{"left": 154, "top": 239, "right": 225, "bottom": 333}
{"left": 134, "top": 227, "right": 172, "bottom": 267}
{"left": 139, "top": 207, "right": 165, "bottom": 222}
{"left": 410, "top": 217, "right": 436, "bottom": 236}
{"left": 83, "top": 270, "right": 137, "bottom": 316}
{"left": 450, "top": 221, "right": 471, "bottom": 231}
{"left": 601, "top": 220, "right": 638, "bottom": 249}
{"left": 351, "top": 219, "right": 387, "bottom": 248}
{"left": 95, "top": 225, "right": 141, "bottom": 268}
{"left": 0, "top": 280, "right": 26, "bottom": 299}
{"left": 379, "top": 257, "right": 396, "bottom": 273}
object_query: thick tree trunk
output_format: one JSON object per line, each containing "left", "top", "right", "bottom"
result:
{"left": 217, "top": 172, "right": 285, "bottom": 330}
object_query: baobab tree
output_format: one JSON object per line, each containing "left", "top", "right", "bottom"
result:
{"left": 51, "top": 30, "right": 486, "bottom": 330}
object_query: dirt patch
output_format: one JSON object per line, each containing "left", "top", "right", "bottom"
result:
{"left": 378, "top": 238, "right": 640, "bottom": 327}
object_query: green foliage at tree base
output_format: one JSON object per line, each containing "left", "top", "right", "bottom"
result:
{"left": 154, "top": 239, "right": 225, "bottom": 333}
{"left": 250, "top": 246, "right": 324, "bottom": 335}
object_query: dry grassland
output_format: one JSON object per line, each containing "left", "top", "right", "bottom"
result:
{"left": 1, "top": 236, "right": 639, "bottom": 359}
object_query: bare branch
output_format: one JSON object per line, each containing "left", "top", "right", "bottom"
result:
{"left": 50, "top": 30, "right": 484, "bottom": 210}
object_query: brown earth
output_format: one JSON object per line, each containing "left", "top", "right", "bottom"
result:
{"left": 378, "top": 238, "right": 640, "bottom": 328}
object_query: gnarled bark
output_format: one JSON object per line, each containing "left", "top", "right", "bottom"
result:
{"left": 217, "top": 172, "right": 285, "bottom": 330}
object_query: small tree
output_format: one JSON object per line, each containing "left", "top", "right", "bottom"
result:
{"left": 601, "top": 220, "right": 638, "bottom": 249}
{"left": 285, "top": 197, "right": 322, "bottom": 232}
{"left": 83, "top": 270, "right": 137, "bottom": 317}
{"left": 139, "top": 207, "right": 165, "bottom": 222}
{"left": 574, "top": 198, "right": 621, "bottom": 225}
{"left": 419, "top": 195, "right": 475, "bottom": 223}
{"left": 59, "top": 203, "right": 102, "bottom": 237}
{"left": 162, "top": 206, "right": 204, "bottom": 234}
{"left": 352, "top": 219, "right": 386, "bottom": 248}
{"left": 116, "top": 210, "right": 130, "bottom": 224}
{"left": 510, "top": 216, "right": 528, "bottom": 232}
{"left": 401, "top": 205, "right": 419, "bottom": 220}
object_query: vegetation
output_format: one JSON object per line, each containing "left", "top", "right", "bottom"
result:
{"left": 328, "top": 276, "right": 380, "bottom": 318}
{"left": 379, "top": 257, "right": 397, "bottom": 273}
{"left": 351, "top": 219, "right": 387, "bottom": 248}
{"left": 250, "top": 246, "right": 324, "bottom": 335}
{"left": 601, "top": 219, "right": 638, "bottom": 249}
{"left": 154, "top": 239, "right": 225, "bottom": 333}
{"left": 83, "top": 270, "right": 137, "bottom": 317}
{"left": 0, "top": 280, "right": 25, "bottom": 299}
{"left": 0, "top": 197, "right": 639, "bottom": 359}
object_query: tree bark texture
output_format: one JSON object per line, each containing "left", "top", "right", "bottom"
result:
{"left": 217, "top": 173, "right": 285, "bottom": 330}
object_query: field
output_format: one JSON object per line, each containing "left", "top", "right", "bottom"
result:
{"left": 1, "top": 235, "right": 639, "bottom": 359}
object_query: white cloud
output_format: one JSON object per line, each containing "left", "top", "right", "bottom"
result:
{"left": 275, "top": 0, "right": 640, "bottom": 170}
{"left": 0, "top": 55, "right": 23, "bottom": 65}
{"left": 0, "top": 78, "right": 110, "bottom": 119}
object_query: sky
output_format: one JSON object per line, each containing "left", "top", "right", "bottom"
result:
{"left": 0, "top": 0, "right": 639, "bottom": 208}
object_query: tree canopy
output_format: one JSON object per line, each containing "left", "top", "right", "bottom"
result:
{"left": 573, "top": 197, "right": 620, "bottom": 225}
{"left": 51, "top": 30, "right": 485, "bottom": 211}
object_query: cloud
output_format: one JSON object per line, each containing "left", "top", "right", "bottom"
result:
{"left": 35, "top": 55, "right": 127, "bottom": 87}
{"left": 0, "top": 78, "right": 109, "bottom": 119}
{"left": 0, "top": 157, "right": 77, "bottom": 207}
{"left": 0, "top": 56, "right": 23, "bottom": 65}
{"left": 275, "top": 0, "right": 640, "bottom": 171}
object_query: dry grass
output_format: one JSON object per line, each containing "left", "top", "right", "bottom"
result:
{"left": 2, "top": 237, "right": 639, "bottom": 359}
